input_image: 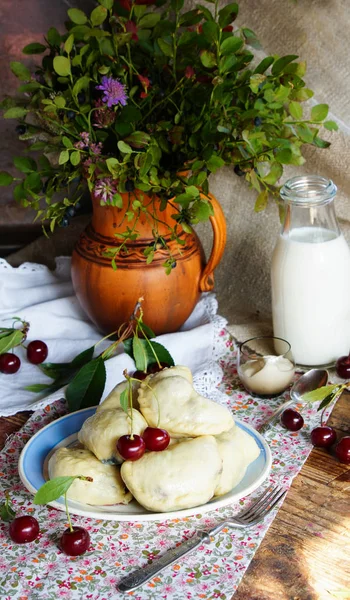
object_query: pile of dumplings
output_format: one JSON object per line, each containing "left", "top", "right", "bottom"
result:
{"left": 48, "top": 366, "right": 260, "bottom": 513}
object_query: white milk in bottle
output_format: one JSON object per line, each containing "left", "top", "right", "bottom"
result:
{"left": 271, "top": 176, "right": 350, "bottom": 366}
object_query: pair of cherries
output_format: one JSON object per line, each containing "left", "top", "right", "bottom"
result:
{"left": 9, "top": 515, "right": 89, "bottom": 556}
{"left": 117, "top": 427, "right": 170, "bottom": 461}
{"left": 0, "top": 340, "right": 48, "bottom": 374}
{"left": 281, "top": 408, "right": 350, "bottom": 464}
{"left": 117, "top": 364, "right": 171, "bottom": 461}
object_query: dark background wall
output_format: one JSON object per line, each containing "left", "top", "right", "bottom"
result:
{"left": 0, "top": 0, "right": 94, "bottom": 253}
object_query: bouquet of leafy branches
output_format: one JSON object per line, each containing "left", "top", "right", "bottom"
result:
{"left": 0, "top": 0, "right": 337, "bottom": 250}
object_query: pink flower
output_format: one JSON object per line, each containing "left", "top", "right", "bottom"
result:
{"left": 94, "top": 178, "right": 118, "bottom": 204}
{"left": 185, "top": 66, "right": 195, "bottom": 79}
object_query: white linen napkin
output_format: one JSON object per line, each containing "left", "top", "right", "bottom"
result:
{"left": 0, "top": 257, "right": 226, "bottom": 416}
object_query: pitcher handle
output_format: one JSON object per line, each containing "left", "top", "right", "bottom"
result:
{"left": 199, "top": 192, "right": 227, "bottom": 292}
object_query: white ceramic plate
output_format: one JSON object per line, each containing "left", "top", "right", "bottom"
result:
{"left": 18, "top": 407, "right": 272, "bottom": 522}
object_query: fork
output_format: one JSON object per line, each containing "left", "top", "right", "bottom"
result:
{"left": 117, "top": 486, "right": 286, "bottom": 592}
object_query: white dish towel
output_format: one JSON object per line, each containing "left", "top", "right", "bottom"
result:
{"left": 0, "top": 257, "right": 227, "bottom": 416}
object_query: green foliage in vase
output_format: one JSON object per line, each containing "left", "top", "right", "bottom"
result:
{"left": 0, "top": 0, "right": 338, "bottom": 249}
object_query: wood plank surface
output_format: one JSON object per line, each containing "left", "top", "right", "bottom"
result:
{"left": 0, "top": 395, "right": 349, "bottom": 600}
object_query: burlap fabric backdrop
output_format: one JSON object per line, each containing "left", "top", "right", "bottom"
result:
{"left": 3, "top": 0, "right": 350, "bottom": 339}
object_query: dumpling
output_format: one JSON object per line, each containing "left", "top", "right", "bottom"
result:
{"left": 138, "top": 365, "right": 234, "bottom": 437}
{"left": 78, "top": 408, "right": 148, "bottom": 464}
{"left": 214, "top": 427, "right": 260, "bottom": 496}
{"left": 121, "top": 435, "right": 222, "bottom": 512}
{"left": 97, "top": 380, "right": 141, "bottom": 413}
{"left": 48, "top": 447, "right": 132, "bottom": 505}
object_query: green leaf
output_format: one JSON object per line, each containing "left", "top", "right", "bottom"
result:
{"left": 18, "top": 82, "right": 42, "bottom": 93}
{"left": 24, "top": 384, "right": 53, "bottom": 393}
{"left": 47, "top": 27, "right": 61, "bottom": 46}
{"left": 254, "top": 189, "right": 268, "bottom": 212}
{"left": 68, "top": 8, "right": 88, "bottom": 25}
{"left": 157, "top": 38, "right": 173, "bottom": 57}
{"left": 22, "top": 42, "right": 46, "bottom": 55}
{"left": 66, "top": 358, "right": 106, "bottom": 412}
{"left": 289, "top": 101, "right": 303, "bottom": 120}
{"left": 262, "top": 162, "right": 283, "bottom": 185}
{"left": 202, "top": 21, "right": 218, "bottom": 43}
{"left": 139, "top": 13, "right": 161, "bottom": 28}
{"left": 64, "top": 34, "right": 74, "bottom": 55}
{"left": 218, "top": 3, "right": 239, "bottom": 28}
{"left": 200, "top": 50, "right": 216, "bottom": 69}
{"left": 3, "top": 107, "right": 28, "bottom": 119}
{"left": 220, "top": 36, "right": 243, "bottom": 56}
{"left": 72, "top": 76, "right": 90, "bottom": 98}
{"left": 301, "top": 383, "right": 340, "bottom": 403}
{"left": 119, "top": 388, "right": 129, "bottom": 413}
{"left": 242, "top": 27, "right": 261, "bottom": 49}
{"left": 54, "top": 96, "right": 66, "bottom": 108}
{"left": 313, "top": 136, "right": 331, "bottom": 148}
{"left": 99, "top": 0, "right": 114, "bottom": 8}
{"left": 206, "top": 154, "right": 225, "bottom": 172}
{"left": 71, "top": 345, "right": 95, "bottom": 368}
{"left": 14, "top": 156, "right": 36, "bottom": 173}
{"left": 10, "top": 62, "right": 31, "bottom": 81}
{"left": 275, "top": 148, "right": 293, "bottom": 164}
{"left": 147, "top": 341, "right": 174, "bottom": 367}
{"left": 323, "top": 120, "right": 338, "bottom": 131}
{"left": 254, "top": 56, "right": 274, "bottom": 74}
{"left": 191, "top": 199, "right": 212, "bottom": 222}
{"left": 0, "top": 172, "right": 14, "bottom": 186}
{"left": 70, "top": 151, "right": 81, "bottom": 166}
{"left": 33, "top": 476, "right": 77, "bottom": 504}
{"left": 311, "top": 103, "right": 329, "bottom": 122}
{"left": 0, "top": 501, "right": 16, "bottom": 522}
{"left": 112, "top": 192, "right": 123, "bottom": 207}
{"left": 59, "top": 150, "right": 70, "bottom": 165}
{"left": 133, "top": 336, "right": 148, "bottom": 371}
{"left": 0, "top": 330, "right": 24, "bottom": 354}
{"left": 53, "top": 56, "right": 71, "bottom": 77}
{"left": 271, "top": 55, "right": 298, "bottom": 76}
{"left": 90, "top": 6, "right": 108, "bottom": 26}
{"left": 62, "top": 136, "right": 73, "bottom": 148}
{"left": 118, "top": 140, "right": 133, "bottom": 154}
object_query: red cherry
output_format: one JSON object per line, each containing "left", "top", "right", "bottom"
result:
{"left": 147, "top": 362, "right": 169, "bottom": 374}
{"left": 143, "top": 427, "right": 170, "bottom": 451}
{"left": 60, "top": 526, "right": 90, "bottom": 556}
{"left": 133, "top": 370, "right": 148, "bottom": 380}
{"left": 335, "top": 354, "right": 350, "bottom": 379}
{"left": 335, "top": 436, "right": 350, "bottom": 464}
{"left": 311, "top": 426, "right": 337, "bottom": 448}
{"left": 281, "top": 408, "right": 304, "bottom": 431}
{"left": 117, "top": 434, "right": 146, "bottom": 461}
{"left": 9, "top": 515, "right": 39, "bottom": 544}
{"left": 0, "top": 353, "right": 21, "bottom": 374}
{"left": 27, "top": 340, "right": 48, "bottom": 364}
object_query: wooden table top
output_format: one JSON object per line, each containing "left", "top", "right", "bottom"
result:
{"left": 1, "top": 393, "right": 349, "bottom": 600}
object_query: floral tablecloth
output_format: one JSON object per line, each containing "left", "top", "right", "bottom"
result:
{"left": 0, "top": 329, "right": 334, "bottom": 600}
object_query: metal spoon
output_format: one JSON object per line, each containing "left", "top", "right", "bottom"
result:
{"left": 257, "top": 368, "right": 329, "bottom": 434}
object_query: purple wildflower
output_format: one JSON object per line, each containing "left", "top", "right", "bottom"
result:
{"left": 96, "top": 76, "right": 128, "bottom": 108}
{"left": 74, "top": 132, "right": 102, "bottom": 155}
{"left": 94, "top": 178, "right": 118, "bottom": 204}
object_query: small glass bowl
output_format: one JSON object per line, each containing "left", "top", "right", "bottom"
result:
{"left": 237, "top": 336, "right": 295, "bottom": 398}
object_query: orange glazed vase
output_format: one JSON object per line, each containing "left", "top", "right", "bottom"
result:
{"left": 71, "top": 190, "right": 226, "bottom": 335}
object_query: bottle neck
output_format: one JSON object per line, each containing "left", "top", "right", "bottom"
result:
{"left": 280, "top": 176, "right": 341, "bottom": 240}
{"left": 282, "top": 201, "right": 341, "bottom": 239}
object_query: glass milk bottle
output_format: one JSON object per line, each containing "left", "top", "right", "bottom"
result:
{"left": 271, "top": 175, "right": 350, "bottom": 366}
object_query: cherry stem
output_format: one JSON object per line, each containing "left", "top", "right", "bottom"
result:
{"left": 64, "top": 492, "right": 73, "bottom": 533}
